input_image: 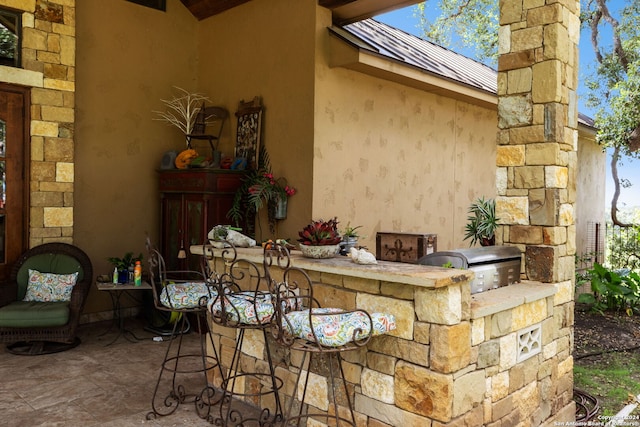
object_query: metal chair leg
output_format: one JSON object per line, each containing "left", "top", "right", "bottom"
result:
{"left": 146, "top": 312, "right": 223, "bottom": 421}
{"left": 284, "top": 352, "right": 356, "bottom": 427}
{"left": 216, "top": 328, "right": 284, "bottom": 426}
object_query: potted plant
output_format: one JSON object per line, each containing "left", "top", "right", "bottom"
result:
{"left": 341, "top": 222, "right": 363, "bottom": 253}
{"left": 248, "top": 172, "right": 296, "bottom": 220}
{"left": 463, "top": 197, "right": 499, "bottom": 246}
{"left": 108, "top": 252, "right": 143, "bottom": 284}
{"left": 297, "top": 217, "right": 342, "bottom": 258}
{"left": 228, "top": 146, "right": 296, "bottom": 237}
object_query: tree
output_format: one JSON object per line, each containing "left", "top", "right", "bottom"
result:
{"left": 416, "top": 0, "right": 640, "bottom": 226}
{"left": 583, "top": 0, "right": 640, "bottom": 226}
{"left": 0, "top": 26, "right": 17, "bottom": 60}
{"left": 416, "top": 0, "right": 498, "bottom": 64}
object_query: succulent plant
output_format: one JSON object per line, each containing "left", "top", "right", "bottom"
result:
{"left": 298, "top": 217, "right": 342, "bottom": 246}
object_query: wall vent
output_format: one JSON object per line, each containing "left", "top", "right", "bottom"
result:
{"left": 517, "top": 324, "right": 541, "bottom": 362}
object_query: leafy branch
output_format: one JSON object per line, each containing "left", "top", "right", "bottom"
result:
{"left": 153, "top": 87, "right": 212, "bottom": 136}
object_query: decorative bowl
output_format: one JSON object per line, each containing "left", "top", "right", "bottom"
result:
{"left": 299, "top": 244, "right": 340, "bottom": 259}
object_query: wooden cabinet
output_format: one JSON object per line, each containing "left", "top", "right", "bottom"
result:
{"left": 159, "top": 169, "right": 245, "bottom": 271}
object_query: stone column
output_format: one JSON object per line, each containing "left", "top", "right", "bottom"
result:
{"left": 21, "top": 0, "right": 76, "bottom": 245}
{"left": 496, "top": 0, "right": 580, "bottom": 285}
{"left": 496, "top": 1, "right": 580, "bottom": 421}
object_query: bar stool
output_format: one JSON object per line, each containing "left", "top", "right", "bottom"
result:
{"left": 204, "top": 241, "right": 287, "bottom": 426}
{"left": 271, "top": 263, "right": 397, "bottom": 426}
{"left": 145, "top": 245, "right": 222, "bottom": 422}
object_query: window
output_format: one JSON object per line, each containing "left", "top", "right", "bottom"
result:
{"left": 0, "top": 8, "right": 21, "bottom": 68}
{"left": 0, "top": 120, "right": 5, "bottom": 263}
{"left": 126, "top": 0, "right": 166, "bottom": 12}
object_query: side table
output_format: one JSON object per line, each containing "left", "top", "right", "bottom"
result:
{"left": 96, "top": 281, "right": 152, "bottom": 345}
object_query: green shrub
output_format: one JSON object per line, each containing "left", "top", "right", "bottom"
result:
{"left": 577, "top": 263, "right": 640, "bottom": 315}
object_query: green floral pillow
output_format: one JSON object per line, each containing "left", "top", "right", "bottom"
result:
{"left": 23, "top": 269, "right": 79, "bottom": 302}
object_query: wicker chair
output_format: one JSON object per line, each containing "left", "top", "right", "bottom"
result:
{"left": 0, "top": 243, "right": 93, "bottom": 355}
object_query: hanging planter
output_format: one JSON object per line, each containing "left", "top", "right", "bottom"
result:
{"left": 227, "top": 147, "right": 297, "bottom": 239}
{"left": 273, "top": 196, "right": 288, "bottom": 220}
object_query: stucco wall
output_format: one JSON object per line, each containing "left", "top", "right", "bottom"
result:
{"left": 576, "top": 131, "right": 606, "bottom": 260}
{"left": 75, "top": 0, "right": 198, "bottom": 314}
{"left": 194, "top": 0, "right": 316, "bottom": 242}
{"left": 314, "top": 13, "right": 498, "bottom": 251}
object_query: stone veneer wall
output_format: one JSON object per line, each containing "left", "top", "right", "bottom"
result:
{"left": 1, "top": 0, "right": 76, "bottom": 246}
{"left": 495, "top": 0, "right": 580, "bottom": 281}
{"left": 202, "top": 249, "right": 576, "bottom": 426}
{"left": 494, "top": 0, "right": 580, "bottom": 423}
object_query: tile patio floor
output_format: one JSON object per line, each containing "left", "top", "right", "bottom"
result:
{"left": 0, "top": 318, "right": 224, "bottom": 426}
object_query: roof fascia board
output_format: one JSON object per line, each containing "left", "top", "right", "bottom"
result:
{"left": 330, "top": 0, "right": 423, "bottom": 25}
{"left": 578, "top": 124, "right": 597, "bottom": 140}
{"left": 328, "top": 30, "right": 497, "bottom": 110}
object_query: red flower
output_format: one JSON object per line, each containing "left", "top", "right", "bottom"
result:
{"left": 263, "top": 173, "right": 276, "bottom": 185}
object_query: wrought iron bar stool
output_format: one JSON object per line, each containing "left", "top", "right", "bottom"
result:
{"left": 204, "top": 241, "right": 288, "bottom": 426}
{"left": 145, "top": 243, "right": 223, "bottom": 422}
{"left": 270, "top": 252, "right": 397, "bottom": 426}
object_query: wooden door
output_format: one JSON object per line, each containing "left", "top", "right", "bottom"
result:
{"left": 0, "top": 83, "right": 29, "bottom": 281}
{"left": 184, "top": 194, "right": 209, "bottom": 272}
{"left": 160, "top": 193, "right": 184, "bottom": 271}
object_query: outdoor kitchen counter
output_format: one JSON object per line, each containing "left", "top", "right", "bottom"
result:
{"left": 189, "top": 245, "right": 474, "bottom": 289}
{"left": 189, "top": 244, "right": 569, "bottom": 425}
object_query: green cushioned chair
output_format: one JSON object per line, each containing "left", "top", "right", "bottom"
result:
{"left": 0, "top": 243, "right": 93, "bottom": 355}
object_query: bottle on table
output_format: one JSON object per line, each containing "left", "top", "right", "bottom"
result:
{"left": 134, "top": 260, "right": 142, "bottom": 286}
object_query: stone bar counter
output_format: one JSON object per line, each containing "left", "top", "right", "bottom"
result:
{"left": 190, "top": 245, "right": 575, "bottom": 426}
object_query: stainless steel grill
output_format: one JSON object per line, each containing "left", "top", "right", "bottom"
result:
{"left": 417, "top": 246, "right": 521, "bottom": 294}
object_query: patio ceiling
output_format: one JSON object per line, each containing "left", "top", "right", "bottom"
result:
{"left": 179, "top": 0, "right": 422, "bottom": 23}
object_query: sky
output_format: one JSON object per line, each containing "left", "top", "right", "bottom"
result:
{"left": 375, "top": 1, "right": 640, "bottom": 210}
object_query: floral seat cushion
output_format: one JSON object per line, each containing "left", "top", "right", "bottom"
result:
{"left": 160, "top": 282, "right": 215, "bottom": 309}
{"left": 208, "top": 291, "right": 275, "bottom": 325}
{"left": 283, "top": 308, "right": 396, "bottom": 348}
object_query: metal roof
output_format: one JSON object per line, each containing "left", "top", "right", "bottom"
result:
{"left": 339, "top": 19, "right": 595, "bottom": 129}
{"left": 342, "top": 18, "right": 497, "bottom": 95}
{"left": 578, "top": 112, "right": 595, "bottom": 128}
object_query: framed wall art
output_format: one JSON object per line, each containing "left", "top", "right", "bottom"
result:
{"left": 235, "top": 97, "right": 263, "bottom": 170}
